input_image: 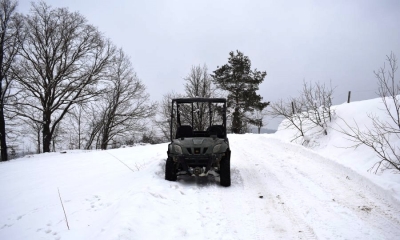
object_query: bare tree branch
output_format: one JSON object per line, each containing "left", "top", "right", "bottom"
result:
{"left": 337, "top": 52, "right": 400, "bottom": 173}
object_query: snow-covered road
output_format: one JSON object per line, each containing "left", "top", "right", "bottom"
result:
{"left": 226, "top": 135, "right": 400, "bottom": 239}
{"left": 1, "top": 134, "right": 400, "bottom": 239}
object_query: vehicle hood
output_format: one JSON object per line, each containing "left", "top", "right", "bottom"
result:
{"left": 173, "top": 137, "right": 225, "bottom": 148}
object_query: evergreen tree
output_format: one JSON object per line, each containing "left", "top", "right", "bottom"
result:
{"left": 211, "top": 50, "right": 269, "bottom": 133}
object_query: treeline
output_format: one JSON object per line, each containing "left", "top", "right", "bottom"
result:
{"left": 1, "top": 1, "right": 269, "bottom": 160}
{"left": 1, "top": 1, "right": 157, "bottom": 160}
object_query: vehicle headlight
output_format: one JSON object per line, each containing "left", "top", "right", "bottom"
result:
{"left": 213, "top": 144, "right": 222, "bottom": 153}
{"left": 174, "top": 145, "right": 182, "bottom": 154}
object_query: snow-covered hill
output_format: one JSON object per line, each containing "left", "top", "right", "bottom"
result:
{"left": 1, "top": 132, "right": 400, "bottom": 239}
{"left": 274, "top": 97, "right": 400, "bottom": 201}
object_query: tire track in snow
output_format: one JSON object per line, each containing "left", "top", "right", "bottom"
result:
{"left": 267, "top": 137, "right": 400, "bottom": 236}
{"left": 252, "top": 136, "right": 400, "bottom": 239}
{"left": 192, "top": 180, "right": 227, "bottom": 240}
{"left": 274, "top": 137, "right": 400, "bottom": 237}
{"left": 222, "top": 139, "right": 314, "bottom": 239}
{"left": 217, "top": 166, "right": 265, "bottom": 240}
{"left": 231, "top": 138, "right": 318, "bottom": 239}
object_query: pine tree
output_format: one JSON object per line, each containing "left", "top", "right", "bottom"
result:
{"left": 211, "top": 50, "right": 269, "bottom": 133}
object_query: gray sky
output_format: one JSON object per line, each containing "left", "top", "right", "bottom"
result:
{"left": 18, "top": 0, "right": 400, "bottom": 129}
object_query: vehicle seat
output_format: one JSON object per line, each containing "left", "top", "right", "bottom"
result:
{"left": 176, "top": 125, "right": 194, "bottom": 139}
{"left": 207, "top": 125, "right": 225, "bottom": 138}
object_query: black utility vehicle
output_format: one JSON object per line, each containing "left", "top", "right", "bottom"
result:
{"left": 165, "top": 98, "right": 231, "bottom": 187}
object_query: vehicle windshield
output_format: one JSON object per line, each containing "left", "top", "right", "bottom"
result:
{"left": 170, "top": 99, "right": 227, "bottom": 141}
{"left": 176, "top": 102, "right": 224, "bottom": 131}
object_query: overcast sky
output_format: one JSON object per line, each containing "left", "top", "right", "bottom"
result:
{"left": 17, "top": 0, "right": 400, "bottom": 129}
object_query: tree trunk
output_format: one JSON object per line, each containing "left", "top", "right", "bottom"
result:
{"left": 232, "top": 108, "right": 241, "bottom": 134}
{"left": 78, "top": 118, "right": 81, "bottom": 149}
{"left": 100, "top": 131, "right": 109, "bottom": 150}
{"left": 100, "top": 141, "right": 108, "bottom": 150}
{"left": 36, "top": 128, "right": 41, "bottom": 154}
{"left": 43, "top": 128, "right": 52, "bottom": 152}
{"left": 42, "top": 113, "right": 52, "bottom": 152}
{"left": 0, "top": 106, "right": 7, "bottom": 161}
{"left": 0, "top": 23, "right": 6, "bottom": 161}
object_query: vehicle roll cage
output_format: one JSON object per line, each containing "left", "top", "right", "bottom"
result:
{"left": 170, "top": 98, "right": 227, "bottom": 142}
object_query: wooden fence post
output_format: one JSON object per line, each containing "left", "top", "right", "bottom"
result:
{"left": 347, "top": 91, "right": 351, "bottom": 103}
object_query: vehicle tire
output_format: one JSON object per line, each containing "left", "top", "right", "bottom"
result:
{"left": 165, "top": 157, "right": 177, "bottom": 181}
{"left": 220, "top": 154, "right": 231, "bottom": 187}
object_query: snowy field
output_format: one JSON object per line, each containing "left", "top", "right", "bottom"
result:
{"left": 1, "top": 97, "right": 400, "bottom": 239}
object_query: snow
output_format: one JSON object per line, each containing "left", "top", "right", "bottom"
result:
{"left": 275, "top": 97, "right": 400, "bottom": 201}
{"left": 1, "top": 97, "right": 400, "bottom": 239}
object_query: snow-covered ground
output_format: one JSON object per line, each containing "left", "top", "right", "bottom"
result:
{"left": 274, "top": 97, "right": 400, "bottom": 201}
{"left": 1, "top": 97, "right": 400, "bottom": 239}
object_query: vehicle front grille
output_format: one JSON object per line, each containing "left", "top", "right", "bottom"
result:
{"left": 194, "top": 148, "right": 201, "bottom": 154}
{"left": 186, "top": 147, "right": 208, "bottom": 155}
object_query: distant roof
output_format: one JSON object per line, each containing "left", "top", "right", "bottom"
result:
{"left": 172, "top": 98, "right": 226, "bottom": 103}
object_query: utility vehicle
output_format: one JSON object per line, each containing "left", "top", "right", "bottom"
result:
{"left": 165, "top": 98, "right": 231, "bottom": 187}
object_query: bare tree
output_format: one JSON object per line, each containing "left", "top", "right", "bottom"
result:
{"left": 83, "top": 103, "right": 103, "bottom": 149}
{"left": 301, "top": 80, "right": 334, "bottom": 135}
{"left": 155, "top": 65, "right": 220, "bottom": 142}
{"left": 20, "top": 108, "right": 42, "bottom": 153}
{"left": 51, "top": 121, "right": 67, "bottom": 151}
{"left": 141, "top": 128, "right": 163, "bottom": 144}
{"left": 269, "top": 97, "right": 308, "bottom": 144}
{"left": 11, "top": 2, "right": 114, "bottom": 152}
{"left": 30, "top": 121, "right": 42, "bottom": 153}
{"left": 376, "top": 52, "right": 400, "bottom": 129}
{"left": 337, "top": 53, "right": 400, "bottom": 173}
{"left": 66, "top": 103, "right": 85, "bottom": 149}
{"left": 155, "top": 91, "right": 182, "bottom": 142}
{"left": 97, "top": 49, "right": 156, "bottom": 150}
{"left": 184, "top": 64, "right": 216, "bottom": 98}
{"left": 269, "top": 81, "right": 334, "bottom": 144}
{"left": 0, "top": 0, "right": 21, "bottom": 161}
{"left": 248, "top": 108, "right": 268, "bottom": 134}
{"left": 183, "top": 64, "right": 218, "bottom": 131}
{"left": 337, "top": 115, "right": 400, "bottom": 173}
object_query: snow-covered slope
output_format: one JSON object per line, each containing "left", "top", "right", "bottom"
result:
{"left": 1, "top": 134, "right": 400, "bottom": 239}
{"left": 274, "top": 97, "right": 400, "bottom": 201}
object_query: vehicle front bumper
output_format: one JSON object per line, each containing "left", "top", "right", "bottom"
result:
{"left": 171, "top": 153, "right": 223, "bottom": 172}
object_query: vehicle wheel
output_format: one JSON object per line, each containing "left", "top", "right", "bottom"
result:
{"left": 220, "top": 155, "right": 231, "bottom": 187}
{"left": 165, "top": 157, "right": 177, "bottom": 181}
